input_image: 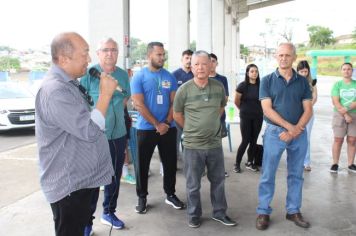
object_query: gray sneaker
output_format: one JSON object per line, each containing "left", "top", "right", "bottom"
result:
{"left": 188, "top": 217, "right": 201, "bottom": 228}
{"left": 135, "top": 197, "right": 147, "bottom": 214}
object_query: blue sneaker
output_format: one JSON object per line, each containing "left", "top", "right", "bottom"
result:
{"left": 100, "top": 213, "right": 125, "bottom": 229}
{"left": 84, "top": 225, "right": 93, "bottom": 236}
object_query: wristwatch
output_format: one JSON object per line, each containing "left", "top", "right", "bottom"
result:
{"left": 164, "top": 120, "right": 170, "bottom": 126}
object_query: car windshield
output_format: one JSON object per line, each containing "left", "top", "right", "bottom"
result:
{"left": 0, "top": 83, "right": 34, "bottom": 99}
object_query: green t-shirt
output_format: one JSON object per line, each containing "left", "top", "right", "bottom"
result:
{"left": 331, "top": 79, "right": 356, "bottom": 113}
{"left": 173, "top": 78, "right": 226, "bottom": 149}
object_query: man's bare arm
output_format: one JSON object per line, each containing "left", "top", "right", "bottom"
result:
{"left": 173, "top": 111, "right": 185, "bottom": 128}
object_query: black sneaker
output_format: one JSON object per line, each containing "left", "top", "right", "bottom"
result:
{"left": 348, "top": 164, "right": 356, "bottom": 173}
{"left": 330, "top": 164, "right": 339, "bottom": 173}
{"left": 246, "top": 162, "right": 259, "bottom": 172}
{"left": 135, "top": 197, "right": 147, "bottom": 214}
{"left": 188, "top": 217, "right": 201, "bottom": 228}
{"left": 165, "top": 194, "right": 185, "bottom": 209}
{"left": 225, "top": 172, "right": 229, "bottom": 177}
{"left": 233, "top": 165, "right": 241, "bottom": 173}
{"left": 245, "top": 162, "right": 252, "bottom": 168}
{"left": 211, "top": 215, "right": 237, "bottom": 226}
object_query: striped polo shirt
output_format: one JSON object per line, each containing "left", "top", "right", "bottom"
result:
{"left": 35, "top": 65, "right": 114, "bottom": 203}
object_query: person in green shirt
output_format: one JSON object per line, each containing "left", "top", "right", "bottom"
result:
{"left": 173, "top": 50, "right": 236, "bottom": 228}
{"left": 330, "top": 62, "right": 356, "bottom": 173}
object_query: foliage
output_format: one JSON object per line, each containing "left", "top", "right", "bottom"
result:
{"left": 352, "top": 27, "right": 356, "bottom": 44}
{"left": 240, "top": 44, "right": 249, "bottom": 56}
{"left": 130, "top": 37, "right": 147, "bottom": 64}
{"left": 0, "top": 46, "right": 15, "bottom": 52}
{"left": 307, "top": 25, "right": 335, "bottom": 48}
{"left": 0, "top": 56, "right": 20, "bottom": 72}
{"left": 190, "top": 40, "right": 196, "bottom": 51}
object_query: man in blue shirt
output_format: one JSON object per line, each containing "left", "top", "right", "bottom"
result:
{"left": 209, "top": 53, "right": 229, "bottom": 133}
{"left": 172, "top": 49, "right": 194, "bottom": 88}
{"left": 172, "top": 49, "right": 194, "bottom": 158}
{"left": 36, "top": 32, "right": 117, "bottom": 236}
{"left": 256, "top": 43, "right": 312, "bottom": 230}
{"left": 80, "top": 37, "right": 130, "bottom": 235}
{"left": 209, "top": 53, "right": 229, "bottom": 176}
{"left": 131, "top": 42, "right": 185, "bottom": 214}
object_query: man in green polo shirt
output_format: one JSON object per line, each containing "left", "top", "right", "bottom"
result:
{"left": 173, "top": 50, "right": 236, "bottom": 228}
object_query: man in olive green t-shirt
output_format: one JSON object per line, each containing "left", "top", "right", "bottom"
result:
{"left": 173, "top": 50, "right": 236, "bottom": 228}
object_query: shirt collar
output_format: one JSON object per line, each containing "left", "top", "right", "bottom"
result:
{"left": 274, "top": 68, "right": 298, "bottom": 81}
{"left": 51, "top": 64, "right": 72, "bottom": 83}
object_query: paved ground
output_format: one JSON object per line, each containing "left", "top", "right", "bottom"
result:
{"left": 0, "top": 76, "right": 356, "bottom": 236}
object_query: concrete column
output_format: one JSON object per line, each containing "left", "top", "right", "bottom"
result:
{"left": 196, "top": 0, "right": 212, "bottom": 51}
{"left": 231, "top": 20, "right": 237, "bottom": 94}
{"left": 168, "top": 0, "right": 190, "bottom": 71}
{"left": 224, "top": 9, "right": 232, "bottom": 80}
{"left": 235, "top": 20, "right": 242, "bottom": 85}
{"left": 88, "top": 0, "right": 129, "bottom": 69}
{"left": 212, "top": 0, "right": 225, "bottom": 74}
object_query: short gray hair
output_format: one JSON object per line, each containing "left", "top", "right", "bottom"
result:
{"left": 278, "top": 42, "right": 296, "bottom": 55}
{"left": 192, "top": 50, "right": 211, "bottom": 59}
{"left": 96, "top": 37, "right": 118, "bottom": 51}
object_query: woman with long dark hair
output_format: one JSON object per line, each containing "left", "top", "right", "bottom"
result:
{"left": 233, "top": 64, "right": 263, "bottom": 173}
{"left": 296, "top": 60, "right": 318, "bottom": 171}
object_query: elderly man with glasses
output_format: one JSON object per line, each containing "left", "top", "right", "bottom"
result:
{"left": 80, "top": 37, "right": 131, "bottom": 236}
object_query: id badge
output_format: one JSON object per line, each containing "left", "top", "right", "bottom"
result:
{"left": 157, "top": 95, "right": 163, "bottom": 104}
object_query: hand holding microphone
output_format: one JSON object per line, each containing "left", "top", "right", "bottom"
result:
{"left": 89, "top": 68, "right": 127, "bottom": 94}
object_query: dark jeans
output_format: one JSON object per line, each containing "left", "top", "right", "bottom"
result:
{"left": 136, "top": 127, "right": 177, "bottom": 198}
{"left": 235, "top": 117, "right": 263, "bottom": 167}
{"left": 50, "top": 188, "right": 96, "bottom": 236}
{"left": 88, "top": 136, "right": 126, "bottom": 224}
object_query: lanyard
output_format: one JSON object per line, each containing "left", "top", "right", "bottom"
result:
{"left": 155, "top": 71, "right": 162, "bottom": 94}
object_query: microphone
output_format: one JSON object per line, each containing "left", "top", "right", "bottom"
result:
{"left": 89, "top": 67, "right": 127, "bottom": 94}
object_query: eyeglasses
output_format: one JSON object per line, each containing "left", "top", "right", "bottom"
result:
{"left": 70, "top": 80, "right": 94, "bottom": 106}
{"left": 100, "top": 48, "right": 118, "bottom": 53}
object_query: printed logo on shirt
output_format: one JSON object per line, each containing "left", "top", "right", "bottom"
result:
{"left": 340, "top": 88, "right": 356, "bottom": 104}
{"left": 178, "top": 81, "right": 183, "bottom": 84}
{"left": 162, "top": 80, "right": 171, "bottom": 89}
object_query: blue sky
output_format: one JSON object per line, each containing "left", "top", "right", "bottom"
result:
{"left": 0, "top": 0, "right": 355, "bottom": 49}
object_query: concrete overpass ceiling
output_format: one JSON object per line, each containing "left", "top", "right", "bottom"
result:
{"left": 229, "top": 0, "right": 293, "bottom": 20}
{"left": 246, "top": 0, "right": 294, "bottom": 11}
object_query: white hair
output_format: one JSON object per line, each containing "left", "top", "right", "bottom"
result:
{"left": 96, "top": 37, "right": 118, "bottom": 51}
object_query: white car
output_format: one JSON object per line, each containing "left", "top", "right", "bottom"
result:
{"left": 0, "top": 82, "right": 35, "bottom": 131}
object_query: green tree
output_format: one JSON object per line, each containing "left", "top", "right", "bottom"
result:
{"left": 307, "top": 25, "right": 335, "bottom": 48}
{"left": 240, "top": 44, "right": 249, "bottom": 56}
{"left": 189, "top": 40, "right": 196, "bottom": 51}
{"left": 0, "top": 46, "right": 15, "bottom": 52}
{"left": 352, "top": 27, "right": 356, "bottom": 44}
{"left": 130, "top": 37, "right": 147, "bottom": 64}
{"left": 0, "top": 56, "right": 20, "bottom": 72}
